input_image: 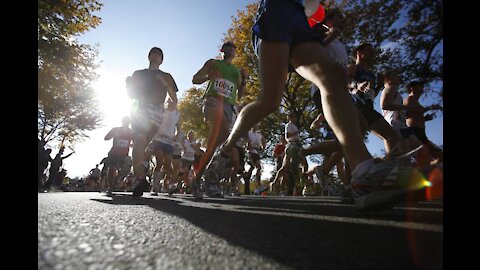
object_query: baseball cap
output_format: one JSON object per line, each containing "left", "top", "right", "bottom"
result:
{"left": 221, "top": 41, "right": 236, "bottom": 51}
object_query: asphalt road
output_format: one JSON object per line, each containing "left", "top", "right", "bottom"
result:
{"left": 38, "top": 192, "right": 443, "bottom": 270}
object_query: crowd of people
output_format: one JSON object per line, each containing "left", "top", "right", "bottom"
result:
{"left": 38, "top": 0, "right": 443, "bottom": 211}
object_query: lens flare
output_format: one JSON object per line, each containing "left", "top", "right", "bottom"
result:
{"left": 425, "top": 167, "right": 443, "bottom": 201}
{"left": 422, "top": 180, "right": 432, "bottom": 187}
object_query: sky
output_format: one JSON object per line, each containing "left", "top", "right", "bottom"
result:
{"left": 61, "top": 0, "right": 443, "bottom": 179}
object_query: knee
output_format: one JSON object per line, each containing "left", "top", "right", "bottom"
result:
{"left": 258, "top": 97, "right": 281, "bottom": 115}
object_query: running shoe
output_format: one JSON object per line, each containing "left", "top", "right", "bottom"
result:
{"left": 204, "top": 148, "right": 230, "bottom": 184}
{"left": 231, "top": 186, "right": 242, "bottom": 197}
{"left": 352, "top": 159, "right": 427, "bottom": 211}
{"left": 167, "top": 183, "right": 177, "bottom": 196}
{"left": 204, "top": 181, "right": 224, "bottom": 198}
{"left": 313, "top": 166, "right": 329, "bottom": 185}
{"left": 191, "top": 179, "right": 203, "bottom": 199}
{"left": 339, "top": 185, "right": 354, "bottom": 204}
{"left": 132, "top": 178, "right": 150, "bottom": 197}
{"left": 302, "top": 185, "right": 315, "bottom": 196}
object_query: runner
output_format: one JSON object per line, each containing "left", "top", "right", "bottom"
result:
{"left": 204, "top": 0, "right": 425, "bottom": 211}
{"left": 404, "top": 80, "right": 443, "bottom": 166}
{"left": 125, "top": 47, "right": 179, "bottom": 197}
{"left": 191, "top": 41, "right": 248, "bottom": 198}
{"left": 103, "top": 116, "right": 134, "bottom": 196}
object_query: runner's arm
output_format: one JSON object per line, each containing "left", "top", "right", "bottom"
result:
{"left": 104, "top": 128, "right": 116, "bottom": 140}
{"left": 126, "top": 70, "right": 141, "bottom": 99}
{"left": 192, "top": 59, "right": 215, "bottom": 84}
{"left": 346, "top": 64, "right": 357, "bottom": 93}
{"left": 164, "top": 73, "right": 179, "bottom": 103}
{"left": 237, "top": 68, "right": 249, "bottom": 100}
{"left": 62, "top": 152, "right": 75, "bottom": 159}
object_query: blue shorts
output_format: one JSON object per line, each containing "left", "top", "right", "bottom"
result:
{"left": 408, "top": 126, "right": 429, "bottom": 144}
{"left": 252, "top": 0, "right": 323, "bottom": 58}
{"left": 151, "top": 141, "right": 174, "bottom": 155}
{"left": 354, "top": 102, "right": 384, "bottom": 127}
{"left": 398, "top": 128, "right": 413, "bottom": 139}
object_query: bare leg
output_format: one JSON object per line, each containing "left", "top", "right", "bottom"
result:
{"left": 229, "top": 147, "right": 240, "bottom": 191}
{"left": 333, "top": 157, "right": 347, "bottom": 186}
{"left": 107, "top": 166, "right": 117, "bottom": 193}
{"left": 369, "top": 119, "right": 402, "bottom": 154}
{"left": 302, "top": 139, "right": 341, "bottom": 157}
{"left": 221, "top": 42, "right": 290, "bottom": 154}
{"left": 132, "top": 135, "right": 148, "bottom": 180}
{"left": 254, "top": 160, "right": 262, "bottom": 186}
{"left": 323, "top": 152, "right": 344, "bottom": 175}
{"left": 194, "top": 104, "right": 231, "bottom": 181}
{"left": 171, "top": 159, "right": 180, "bottom": 186}
{"left": 290, "top": 42, "right": 372, "bottom": 169}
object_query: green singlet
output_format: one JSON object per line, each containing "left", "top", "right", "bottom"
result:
{"left": 204, "top": 60, "right": 241, "bottom": 105}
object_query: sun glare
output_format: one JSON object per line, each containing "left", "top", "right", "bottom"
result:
{"left": 92, "top": 69, "right": 133, "bottom": 128}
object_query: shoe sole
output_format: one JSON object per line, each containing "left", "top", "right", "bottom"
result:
{"left": 205, "top": 190, "right": 224, "bottom": 198}
{"left": 205, "top": 185, "right": 224, "bottom": 198}
{"left": 206, "top": 193, "right": 224, "bottom": 198}
{"left": 191, "top": 180, "right": 203, "bottom": 199}
{"left": 386, "top": 145, "right": 424, "bottom": 161}
{"left": 355, "top": 187, "right": 426, "bottom": 212}
{"left": 132, "top": 181, "right": 148, "bottom": 197}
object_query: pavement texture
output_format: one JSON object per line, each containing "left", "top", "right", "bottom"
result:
{"left": 38, "top": 192, "right": 443, "bottom": 270}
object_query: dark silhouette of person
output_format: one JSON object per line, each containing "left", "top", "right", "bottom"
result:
{"left": 45, "top": 147, "right": 74, "bottom": 189}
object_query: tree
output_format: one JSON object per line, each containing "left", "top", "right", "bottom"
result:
{"left": 340, "top": 0, "right": 443, "bottom": 104}
{"left": 177, "top": 87, "right": 209, "bottom": 142}
{"left": 38, "top": 0, "right": 103, "bottom": 149}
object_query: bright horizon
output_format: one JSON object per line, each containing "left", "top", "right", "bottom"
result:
{"left": 52, "top": 0, "right": 443, "bottom": 179}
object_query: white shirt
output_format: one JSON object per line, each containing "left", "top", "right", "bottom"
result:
{"left": 325, "top": 39, "right": 349, "bottom": 68}
{"left": 382, "top": 89, "right": 407, "bottom": 129}
{"left": 285, "top": 122, "right": 299, "bottom": 143}
{"left": 153, "top": 109, "right": 180, "bottom": 145}
{"left": 248, "top": 131, "right": 263, "bottom": 154}
{"left": 182, "top": 139, "right": 196, "bottom": 161}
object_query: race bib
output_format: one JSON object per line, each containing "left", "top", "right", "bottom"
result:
{"left": 213, "top": 78, "right": 234, "bottom": 98}
{"left": 115, "top": 139, "right": 130, "bottom": 148}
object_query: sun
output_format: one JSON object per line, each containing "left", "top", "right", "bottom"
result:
{"left": 92, "top": 68, "right": 133, "bottom": 128}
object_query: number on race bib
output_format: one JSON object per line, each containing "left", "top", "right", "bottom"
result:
{"left": 213, "top": 78, "right": 234, "bottom": 98}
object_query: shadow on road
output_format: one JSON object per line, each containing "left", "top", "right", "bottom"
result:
{"left": 91, "top": 193, "right": 442, "bottom": 270}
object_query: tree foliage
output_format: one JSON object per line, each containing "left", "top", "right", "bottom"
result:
{"left": 177, "top": 87, "right": 209, "bottom": 142}
{"left": 38, "top": 0, "right": 103, "bottom": 149}
{"left": 340, "top": 0, "right": 443, "bottom": 103}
